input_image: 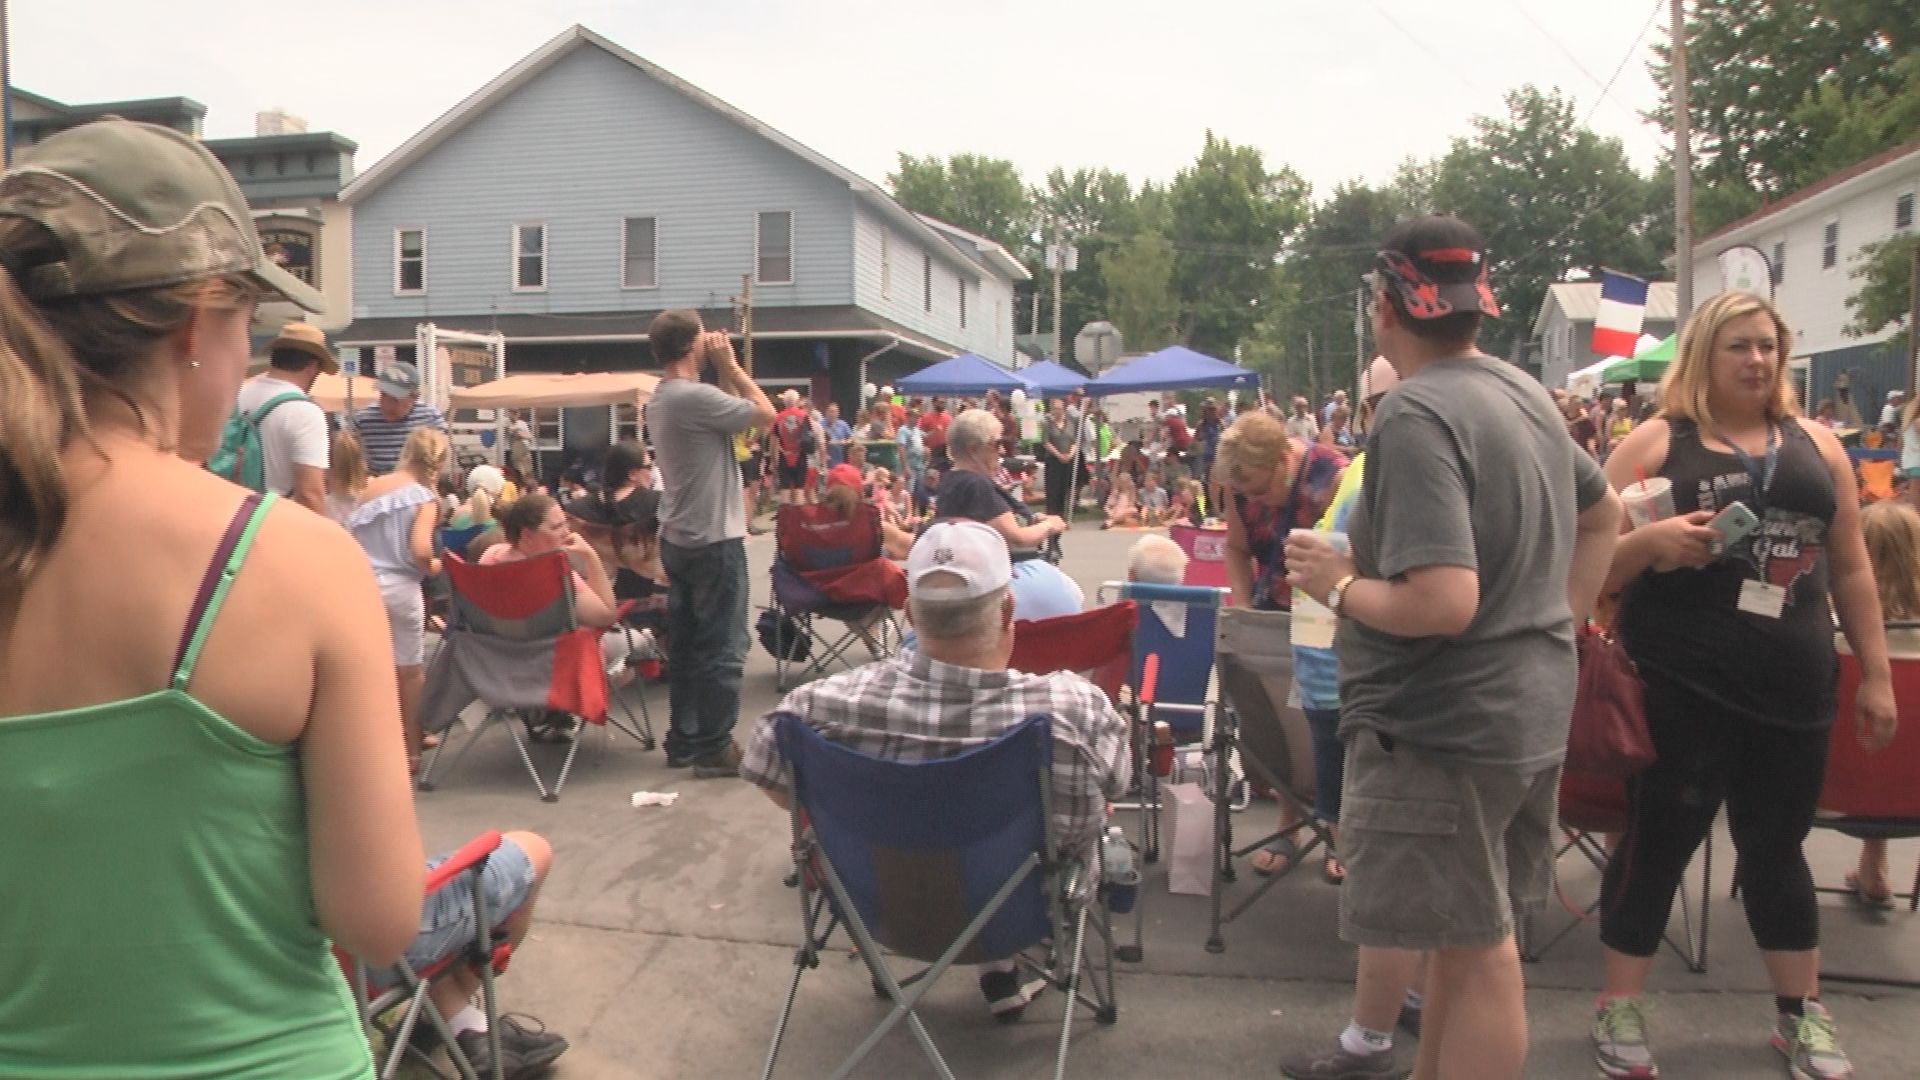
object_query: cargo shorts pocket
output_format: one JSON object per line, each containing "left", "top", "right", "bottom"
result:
{"left": 1341, "top": 794, "right": 1461, "bottom": 939}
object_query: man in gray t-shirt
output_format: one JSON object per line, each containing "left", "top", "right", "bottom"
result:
{"left": 1281, "top": 216, "right": 1621, "bottom": 1080}
{"left": 644, "top": 310, "right": 775, "bottom": 776}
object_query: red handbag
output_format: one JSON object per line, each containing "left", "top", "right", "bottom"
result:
{"left": 1567, "top": 624, "right": 1656, "bottom": 778}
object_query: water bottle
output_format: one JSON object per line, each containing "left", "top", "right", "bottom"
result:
{"left": 1101, "top": 826, "right": 1139, "bottom": 913}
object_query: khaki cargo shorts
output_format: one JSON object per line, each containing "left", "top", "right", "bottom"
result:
{"left": 1337, "top": 732, "right": 1559, "bottom": 951}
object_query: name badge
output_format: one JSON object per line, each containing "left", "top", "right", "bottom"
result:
{"left": 1738, "top": 579, "right": 1786, "bottom": 619}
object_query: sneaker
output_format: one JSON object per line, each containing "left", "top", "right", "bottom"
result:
{"left": 664, "top": 750, "right": 696, "bottom": 768}
{"left": 453, "top": 1014, "right": 569, "bottom": 1080}
{"left": 1278, "top": 1039, "right": 1402, "bottom": 1080}
{"left": 690, "top": 740, "right": 743, "bottom": 779}
{"left": 978, "top": 969, "right": 1045, "bottom": 1023}
{"left": 1396, "top": 1000, "right": 1422, "bottom": 1038}
{"left": 1592, "top": 996, "right": 1659, "bottom": 1079}
{"left": 1772, "top": 1002, "right": 1853, "bottom": 1080}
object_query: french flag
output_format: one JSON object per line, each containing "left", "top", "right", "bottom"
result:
{"left": 1591, "top": 270, "right": 1650, "bottom": 358}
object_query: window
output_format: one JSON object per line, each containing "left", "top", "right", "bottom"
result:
{"left": 531, "top": 408, "right": 563, "bottom": 451}
{"left": 622, "top": 216, "right": 658, "bottom": 289}
{"left": 614, "top": 403, "right": 643, "bottom": 443}
{"left": 513, "top": 223, "right": 547, "bottom": 291}
{"left": 1898, "top": 192, "right": 1915, "bottom": 231}
{"left": 756, "top": 210, "right": 792, "bottom": 284}
{"left": 880, "top": 230, "right": 892, "bottom": 298}
{"left": 394, "top": 228, "right": 425, "bottom": 294}
{"left": 1822, "top": 220, "right": 1839, "bottom": 270}
{"left": 1772, "top": 241, "right": 1786, "bottom": 285}
{"left": 958, "top": 278, "right": 968, "bottom": 329}
{"left": 922, "top": 254, "right": 933, "bottom": 313}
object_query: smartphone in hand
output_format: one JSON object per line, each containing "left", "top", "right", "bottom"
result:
{"left": 1706, "top": 500, "right": 1760, "bottom": 553}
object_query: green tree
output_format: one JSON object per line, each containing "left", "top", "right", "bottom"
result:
{"left": 1427, "top": 87, "right": 1669, "bottom": 357}
{"left": 1846, "top": 232, "right": 1919, "bottom": 355}
{"left": 1651, "top": 0, "right": 1920, "bottom": 231}
{"left": 1098, "top": 230, "right": 1179, "bottom": 354}
{"left": 1257, "top": 182, "right": 1412, "bottom": 397}
{"left": 1164, "top": 132, "right": 1310, "bottom": 359}
{"left": 886, "top": 152, "right": 1035, "bottom": 258}
{"left": 1032, "top": 167, "right": 1137, "bottom": 348}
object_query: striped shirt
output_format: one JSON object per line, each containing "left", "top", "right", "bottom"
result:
{"left": 351, "top": 401, "right": 447, "bottom": 476}
{"left": 741, "top": 650, "right": 1131, "bottom": 859}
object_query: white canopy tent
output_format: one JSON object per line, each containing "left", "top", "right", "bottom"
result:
{"left": 448, "top": 371, "right": 659, "bottom": 410}
{"left": 1565, "top": 333, "right": 1662, "bottom": 399}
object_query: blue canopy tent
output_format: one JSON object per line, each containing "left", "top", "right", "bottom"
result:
{"left": 895, "top": 353, "right": 1035, "bottom": 396}
{"left": 1018, "top": 359, "right": 1088, "bottom": 397}
{"left": 1085, "top": 346, "right": 1260, "bottom": 395}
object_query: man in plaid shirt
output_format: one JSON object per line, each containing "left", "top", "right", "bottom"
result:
{"left": 741, "top": 520, "right": 1130, "bottom": 1020}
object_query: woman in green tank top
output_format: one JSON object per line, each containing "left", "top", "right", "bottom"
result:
{"left": 0, "top": 121, "right": 425, "bottom": 1078}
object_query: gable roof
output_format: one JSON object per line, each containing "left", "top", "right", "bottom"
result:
{"left": 340, "top": 25, "right": 1005, "bottom": 281}
{"left": 1532, "top": 281, "right": 1678, "bottom": 339}
{"left": 1700, "top": 140, "right": 1920, "bottom": 245}
{"left": 914, "top": 214, "right": 1031, "bottom": 282}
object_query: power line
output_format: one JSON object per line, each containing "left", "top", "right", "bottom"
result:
{"left": 1579, "top": 0, "right": 1666, "bottom": 130}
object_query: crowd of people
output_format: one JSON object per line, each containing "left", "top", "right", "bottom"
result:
{"left": 1, "top": 116, "right": 1911, "bottom": 1080}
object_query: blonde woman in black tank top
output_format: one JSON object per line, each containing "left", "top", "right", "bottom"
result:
{"left": 1588, "top": 291, "right": 1896, "bottom": 1080}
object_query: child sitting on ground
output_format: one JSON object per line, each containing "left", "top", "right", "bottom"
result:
{"left": 1849, "top": 499, "right": 1920, "bottom": 905}
{"left": 1139, "top": 471, "right": 1171, "bottom": 526}
{"left": 1168, "top": 477, "right": 1204, "bottom": 528}
{"left": 1103, "top": 471, "right": 1141, "bottom": 529}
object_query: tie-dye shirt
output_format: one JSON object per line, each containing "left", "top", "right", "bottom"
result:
{"left": 1235, "top": 440, "right": 1348, "bottom": 611}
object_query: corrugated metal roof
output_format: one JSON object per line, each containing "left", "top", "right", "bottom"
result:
{"left": 1542, "top": 281, "right": 1678, "bottom": 324}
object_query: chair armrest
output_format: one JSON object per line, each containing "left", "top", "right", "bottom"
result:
{"left": 425, "top": 830, "right": 504, "bottom": 894}
{"left": 1139, "top": 654, "right": 1160, "bottom": 705}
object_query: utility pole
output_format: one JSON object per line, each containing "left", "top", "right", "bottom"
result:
{"left": 1306, "top": 329, "right": 1317, "bottom": 400}
{"left": 1670, "top": 0, "right": 1695, "bottom": 326}
{"left": 1908, "top": 241, "right": 1919, "bottom": 392}
{"left": 737, "top": 273, "right": 754, "bottom": 374}
{"left": 1050, "top": 218, "right": 1065, "bottom": 363}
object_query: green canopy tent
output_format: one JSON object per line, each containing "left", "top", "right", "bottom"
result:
{"left": 1601, "top": 334, "right": 1675, "bottom": 384}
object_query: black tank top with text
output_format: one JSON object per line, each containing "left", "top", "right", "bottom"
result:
{"left": 1616, "top": 417, "right": 1837, "bottom": 728}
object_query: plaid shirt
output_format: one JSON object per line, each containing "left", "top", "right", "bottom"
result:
{"left": 741, "top": 650, "right": 1131, "bottom": 858}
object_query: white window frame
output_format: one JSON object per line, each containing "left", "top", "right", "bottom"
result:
{"left": 512, "top": 222, "right": 548, "bottom": 293}
{"left": 1822, "top": 219, "right": 1839, "bottom": 271}
{"left": 613, "top": 402, "right": 643, "bottom": 442}
{"left": 393, "top": 227, "right": 426, "bottom": 296}
{"left": 531, "top": 407, "right": 563, "bottom": 452}
{"left": 958, "top": 277, "right": 968, "bottom": 329}
{"left": 621, "top": 215, "right": 659, "bottom": 290}
{"left": 755, "top": 210, "right": 794, "bottom": 285}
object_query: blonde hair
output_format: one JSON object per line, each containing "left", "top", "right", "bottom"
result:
{"left": 0, "top": 217, "right": 259, "bottom": 590}
{"left": 328, "top": 429, "right": 368, "bottom": 497}
{"left": 1656, "top": 291, "right": 1798, "bottom": 430}
{"left": 1213, "top": 409, "right": 1294, "bottom": 486}
{"left": 1862, "top": 500, "right": 1920, "bottom": 621}
{"left": 397, "top": 426, "right": 448, "bottom": 479}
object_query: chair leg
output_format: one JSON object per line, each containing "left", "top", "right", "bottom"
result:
{"left": 505, "top": 720, "right": 556, "bottom": 802}
{"left": 547, "top": 725, "right": 587, "bottom": 802}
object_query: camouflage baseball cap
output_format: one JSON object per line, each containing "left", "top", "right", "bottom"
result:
{"left": 0, "top": 118, "right": 325, "bottom": 312}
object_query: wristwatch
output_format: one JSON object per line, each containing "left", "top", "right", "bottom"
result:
{"left": 1326, "top": 573, "right": 1358, "bottom": 615}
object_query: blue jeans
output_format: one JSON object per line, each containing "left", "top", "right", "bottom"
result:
{"left": 1303, "top": 707, "right": 1344, "bottom": 824}
{"left": 661, "top": 537, "right": 750, "bottom": 760}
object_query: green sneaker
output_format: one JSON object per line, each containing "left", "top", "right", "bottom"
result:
{"left": 1771, "top": 1001, "right": 1853, "bottom": 1080}
{"left": 1592, "top": 996, "right": 1659, "bottom": 1079}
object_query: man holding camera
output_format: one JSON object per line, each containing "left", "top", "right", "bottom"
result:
{"left": 646, "top": 310, "right": 777, "bottom": 777}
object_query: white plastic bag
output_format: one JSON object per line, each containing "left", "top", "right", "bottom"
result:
{"left": 1167, "top": 782, "right": 1213, "bottom": 896}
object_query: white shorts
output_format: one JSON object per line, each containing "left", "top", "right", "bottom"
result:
{"left": 379, "top": 577, "right": 427, "bottom": 667}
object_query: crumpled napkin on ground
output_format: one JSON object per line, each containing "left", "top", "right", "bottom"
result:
{"left": 630, "top": 791, "right": 681, "bottom": 808}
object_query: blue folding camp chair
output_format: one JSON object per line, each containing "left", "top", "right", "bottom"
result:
{"left": 761, "top": 714, "right": 1118, "bottom": 1080}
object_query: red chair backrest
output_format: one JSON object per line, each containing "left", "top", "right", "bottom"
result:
{"left": 443, "top": 552, "right": 577, "bottom": 639}
{"left": 1010, "top": 601, "right": 1137, "bottom": 702}
{"left": 777, "top": 502, "right": 884, "bottom": 570}
{"left": 1169, "top": 523, "right": 1230, "bottom": 588}
{"left": 1558, "top": 769, "right": 1629, "bottom": 834}
{"left": 1821, "top": 650, "right": 1920, "bottom": 819}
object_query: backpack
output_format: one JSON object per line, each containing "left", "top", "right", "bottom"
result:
{"left": 774, "top": 410, "right": 815, "bottom": 467}
{"left": 206, "top": 391, "right": 309, "bottom": 493}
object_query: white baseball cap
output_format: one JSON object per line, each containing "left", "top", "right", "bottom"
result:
{"left": 907, "top": 521, "right": 1012, "bottom": 602}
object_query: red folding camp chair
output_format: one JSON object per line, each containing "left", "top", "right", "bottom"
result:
{"left": 766, "top": 503, "right": 906, "bottom": 690}
{"left": 341, "top": 831, "right": 516, "bottom": 1080}
{"left": 1009, "top": 600, "right": 1137, "bottom": 703}
{"left": 1167, "top": 523, "right": 1230, "bottom": 588}
{"left": 1812, "top": 637, "right": 1920, "bottom": 989}
{"left": 417, "top": 552, "right": 653, "bottom": 802}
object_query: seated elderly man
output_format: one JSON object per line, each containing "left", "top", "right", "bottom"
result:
{"left": 1127, "top": 533, "right": 1189, "bottom": 585}
{"left": 741, "top": 521, "right": 1131, "bottom": 1021}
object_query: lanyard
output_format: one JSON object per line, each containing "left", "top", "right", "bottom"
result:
{"left": 1714, "top": 423, "right": 1779, "bottom": 512}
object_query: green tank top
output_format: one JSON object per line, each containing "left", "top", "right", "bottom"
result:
{"left": 0, "top": 494, "right": 374, "bottom": 1079}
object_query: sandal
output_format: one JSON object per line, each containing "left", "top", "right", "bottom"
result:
{"left": 1321, "top": 853, "right": 1346, "bottom": 886}
{"left": 1250, "top": 836, "right": 1299, "bottom": 876}
{"left": 1846, "top": 870, "right": 1894, "bottom": 908}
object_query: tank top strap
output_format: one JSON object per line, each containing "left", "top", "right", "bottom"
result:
{"left": 170, "top": 493, "right": 278, "bottom": 693}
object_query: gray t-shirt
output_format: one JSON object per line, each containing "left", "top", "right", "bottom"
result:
{"left": 1336, "top": 355, "right": 1608, "bottom": 770}
{"left": 647, "top": 377, "right": 760, "bottom": 547}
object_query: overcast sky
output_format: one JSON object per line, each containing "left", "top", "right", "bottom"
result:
{"left": 13, "top": 0, "right": 1674, "bottom": 198}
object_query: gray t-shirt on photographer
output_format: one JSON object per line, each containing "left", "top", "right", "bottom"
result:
{"left": 1336, "top": 354, "right": 1608, "bottom": 770}
{"left": 648, "top": 377, "right": 760, "bottom": 548}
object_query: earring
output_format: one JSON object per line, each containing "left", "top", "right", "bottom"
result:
{"left": 188, "top": 360, "right": 201, "bottom": 369}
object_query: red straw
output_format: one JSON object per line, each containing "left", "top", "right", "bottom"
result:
{"left": 1635, "top": 464, "right": 1648, "bottom": 490}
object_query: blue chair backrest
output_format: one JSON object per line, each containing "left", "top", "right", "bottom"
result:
{"left": 774, "top": 712, "right": 1055, "bottom": 964}
{"left": 1117, "top": 582, "right": 1225, "bottom": 732}
{"left": 440, "top": 523, "right": 488, "bottom": 557}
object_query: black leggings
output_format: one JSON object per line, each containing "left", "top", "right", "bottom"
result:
{"left": 1044, "top": 454, "right": 1074, "bottom": 516}
{"left": 1599, "top": 673, "right": 1830, "bottom": 957}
